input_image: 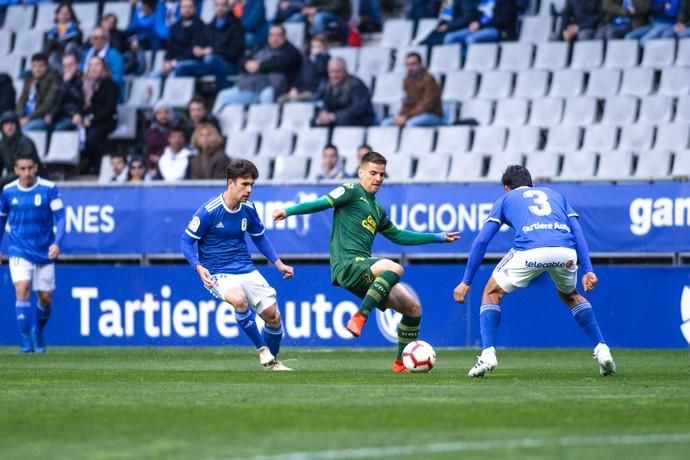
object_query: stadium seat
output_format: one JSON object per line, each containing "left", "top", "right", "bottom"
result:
{"left": 561, "top": 97, "right": 598, "bottom": 125}
{"left": 24, "top": 131, "right": 47, "bottom": 161}
{"left": 14, "top": 31, "right": 43, "bottom": 57}
{"left": 603, "top": 40, "right": 639, "bottom": 68}
{"left": 413, "top": 153, "right": 450, "bottom": 182}
{"left": 506, "top": 126, "right": 542, "bottom": 152}
{"left": 0, "top": 54, "right": 22, "bottom": 78}
{"left": 157, "top": 77, "right": 195, "bottom": 109}
{"left": 676, "top": 96, "right": 690, "bottom": 123}
{"left": 601, "top": 96, "right": 638, "bottom": 124}
{"left": 435, "top": 126, "right": 471, "bottom": 154}
{"left": 641, "top": 39, "right": 676, "bottom": 68}
{"left": 329, "top": 47, "right": 359, "bottom": 74}
{"left": 459, "top": 99, "right": 494, "bottom": 125}
{"left": 534, "top": 42, "right": 569, "bottom": 70}
{"left": 637, "top": 96, "right": 673, "bottom": 124}
{"left": 529, "top": 98, "right": 564, "bottom": 126}
{"left": 570, "top": 40, "right": 604, "bottom": 70}
{"left": 619, "top": 67, "right": 655, "bottom": 96}
{"left": 428, "top": 44, "right": 462, "bottom": 74}
{"left": 284, "top": 22, "right": 305, "bottom": 50}
{"left": 151, "top": 50, "right": 166, "bottom": 73}
{"left": 513, "top": 69, "right": 549, "bottom": 99}
{"left": 358, "top": 47, "right": 393, "bottom": 78}
{"left": 3, "top": 5, "right": 34, "bottom": 32}
{"left": 125, "top": 78, "right": 161, "bottom": 108}
{"left": 585, "top": 68, "right": 622, "bottom": 98}
{"left": 493, "top": 99, "right": 529, "bottom": 126}
{"left": 245, "top": 104, "right": 280, "bottom": 131}
{"left": 272, "top": 155, "right": 309, "bottom": 182}
{"left": 293, "top": 127, "right": 329, "bottom": 157}
{"left": 412, "top": 18, "right": 438, "bottom": 44}
{"left": 655, "top": 123, "right": 690, "bottom": 151}
{"left": 634, "top": 150, "right": 672, "bottom": 180}
{"left": 34, "top": 3, "right": 55, "bottom": 31}
{"left": 671, "top": 150, "right": 690, "bottom": 177}
{"left": 45, "top": 132, "right": 80, "bottom": 165}
{"left": 217, "top": 104, "right": 245, "bottom": 134}
{"left": 366, "top": 126, "right": 400, "bottom": 153}
{"left": 264, "top": 0, "right": 279, "bottom": 20}
{"left": 558, "top": 150, "right": 597, "bottom": 181}
{"left": 398, "top": 127, "right": 435, "bottom": 155}
{"left": 383, "top": 154, "right": 413, "bottom": 182}
{"left": 200, "top": 0, "right": 215, "bottom": 22}
{"left": 545, "top": 125, "right": 582, "bottom": 151}
{"left": 73, "top": 3, "right": 99, "bottom": 30}
{"left": 524, "top": 151, "right": 560, "bottom": 180}
{"left": 331, "top": 126, "right": 366, "bottom": 157}
{"left": 596, "top": 150, "right": 634, "bottom": 180}
{"left": 658, "top": 67, "right": 690, "bottom": 96}
{"left": 109, "top": 105, "right": 138, "bottom": 140}
{"left": 464, "top": 43, "right": 498, "bottom": 71}
{"left": 380, "top": 19, "right": 414, "bottom": 48}
{"left": 485, "top": 151, "right": 523, "bottom": 181}
{"left": 392, "top": 45, "right": 427, "bottom": 73}
{"left": 518, "top": 15, "right": 552, "bottom": 43}
{"left": 372, "top": 72, "right": 404, "bottom": 106}
{"left": 225, "top": 130, "right": 259, "bottom": 158}
{"left": 472, "top": 126, "right": 507, "bottom": 152}
{"left": 442, "top": 71, "right": 478, "bottom": 102}
{"left": 676, "top": 39, "right": 690, "bottom": 67}
{"left": 103, "top": 2, "right": 134, "bottom": 29}
{"left": 581, "top": 124, "right": 618, "bottom": 152}
{"left": 538, "top": 0, "right": 566, "bottom": 15}
{"left": 250, "top": 156, "right": 272, "bottom": 179}
{"left": 549, "top": 69, "right": 585, "bottom": 98}
{"left": 97, "top": 155, "right": 113, "bottom": 183}
{"left": 280, "top": 103, "right": 316, "bottom": 132}
{"left": 0, "top": 30, "right": 11, "bottom": 55}
{"left": 618, "top": 124, "right": 655, "bottom": 151}
{"left": 499, "top": 42, "right": 534, "bottom": 71}
{"left": 476, "top": 70, "right": 514, "bottom": 100}
{"left": 447, "top": 152, "right": 485, "bottom": 182}
{"left": 258, "top": 130, "right": 294, "bottom": 157}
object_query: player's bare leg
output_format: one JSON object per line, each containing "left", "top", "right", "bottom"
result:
{"left": 33, "top": 290, "right": 53, "bottom": 353}
{"left": 223, "top": 287, "right": 274, "bottom": 367}
{"left": 346, "top": 259, "right": 403, "bottom": 337}
{"left": 469, "top": 277, "right": 507, "bottom": 377}
{"left": 14, "top": 281, "right": 33, "bottom": 353}
{"left": 386, "top": 283, "right": 422, "bottom": 373}
{"left": 558, "top": 289, "right": 615, "bottom": 376}
{"left": 258, "top": 304, "right": 292, "bottom": 371}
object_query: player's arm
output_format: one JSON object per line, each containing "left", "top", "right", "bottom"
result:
{"left": 273, "top": 184, "right": 354, "bottom": 222}
{"left": 0, "top": 194, "right": 7, "bottom": 265}
{"left": 49, "top": 189, "right": 66, "bottom": 260}
{"left": 453, "top": 220, "right": 501, "bottom": 303}
{"left": 180, "top": 208, "right": 214, "bottom": 287}
{"left": 568, "top": 215, "right": 597, "bottom": 292}
{"left": 380, "top": 222, "right": 458, "bottom": 245}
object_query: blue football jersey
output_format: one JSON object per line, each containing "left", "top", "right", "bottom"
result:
{"left": 0, "top": 178, "right": 65, "bottom": 264}
{"left": 183, "top": 194, "right": 265, "bottom": 274}
{"left": 486, "top": 186, "right": 578, "bottom": 250}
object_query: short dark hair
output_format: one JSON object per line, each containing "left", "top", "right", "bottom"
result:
{"left": 170, "top": 122, "right": 186, "bottom": 136}
{"left": 15, "top": 151, "right": 37, "bottom": 165}
{"left": 323, "top": 144, "right": 338, "bottom": 155}
{"left": 405, "top": 52, "right": 422, "bottom": 63}
{"left": 101, "top": 12, "right": 118, "bottom": 27}
{"left": 111, "top": 152, "right": 127, "bottom": 163}
{"left": 227, "top": 159, "right": 259, "bottom": 181}
{"left": 31, "top": 53, "right": 48, "bottom": 64}
{"left": 188, "top": 96, "right": 206, "bottom": 109}
{"left": 501, "top": 165, "right": 533, "bottom": 189}
{"left": 361, "top": 151, "right": 386, "bottom": 166}
{"left": 357, "top": 144, "right": 372, "bottom": 151}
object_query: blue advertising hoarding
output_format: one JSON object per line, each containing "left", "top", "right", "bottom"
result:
{"left": 1, "top": 265, "right": 689, "bottom": 349}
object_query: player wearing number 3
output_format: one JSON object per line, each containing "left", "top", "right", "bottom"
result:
{"left": 453, "top": 165, "right": 616, "bottom": 378}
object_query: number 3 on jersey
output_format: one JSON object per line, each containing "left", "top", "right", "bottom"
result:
{"left": 523, "top": 189, "right": 552, "bottom": 216}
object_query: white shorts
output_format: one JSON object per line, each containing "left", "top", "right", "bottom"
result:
{"left": 8, "top": 256, "right": 56, "bottom": 292}
{"left": 209, "top": 270, "right": 277, "bottom": 314}
{"left": 492, "top": 247, "right": 578, "bottom": 294}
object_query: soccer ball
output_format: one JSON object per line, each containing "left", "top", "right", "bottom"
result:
{"left": 401, "top": 340, "right": 436, "bottom": 373}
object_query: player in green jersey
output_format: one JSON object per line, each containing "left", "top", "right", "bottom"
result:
{"left": 273, "top": 152, "right": 459, "bottom": 372}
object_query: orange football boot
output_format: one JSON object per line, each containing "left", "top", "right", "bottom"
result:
{"left": 346, "top": 313, "right": 367, "bottom": 337}
{"left": 392, "top": 359, "right": 408, "bottom": 373}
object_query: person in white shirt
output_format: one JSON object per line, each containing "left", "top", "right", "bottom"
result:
{"left": 158, "top": 124, "right": 193, "bottom": 181}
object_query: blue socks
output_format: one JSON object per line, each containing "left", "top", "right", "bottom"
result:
{"left": 35, "top": 303, "right": 51, "bottom": 335}
{"left": 263, "top": 323, "right": 284, "bottom": 358}
{"left": 16, "top": 300, "right": 32, "bottom": 336}
{"left": 571, "top": 302, "right": 605, "bottom": 346}
{"left": 479, "top": 304, "right": 502, "bottom": 349}
{"left": 235, "top": 309, "right": 267, "bottom": 349}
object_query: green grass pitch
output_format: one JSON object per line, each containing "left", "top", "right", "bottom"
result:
{"left": 1, "top": 347, "right": 688, "bottom": 459}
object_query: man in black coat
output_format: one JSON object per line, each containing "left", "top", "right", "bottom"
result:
{"left": 561, "top": 0, "right": 604, "bottom": 41}
{"left": 47, "top": 53, "right": 83, "bottom": 131}
{"left": 162, "top": 0, "right": 207, "bottom": 78}
{"left": 313, "top": 57, "right": 375, "bottom": 127}
{"left": 442, "top": 0, "right": 518, "bottom": 48}
{"left": 0, "top": 112, "right": 40, "bottom": 189}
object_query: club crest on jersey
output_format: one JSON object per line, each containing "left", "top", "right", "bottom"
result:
{"left": 34, "top": 194, "right": 42, "bottom": 206}
{"left": 188, "top": 216, "right": 201, "bottom": 232}
{"left": 241, "top": 218, "right": 247, "bottom": 231}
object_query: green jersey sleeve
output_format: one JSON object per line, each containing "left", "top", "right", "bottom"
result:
{"left": 380, "top": 217, "right": 444, "bottom": 246}
{"left": 324, "top": 183, "right": 356, "bottom": 208}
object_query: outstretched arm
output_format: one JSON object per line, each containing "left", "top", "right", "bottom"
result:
{"left": 273, "top": 196, "right": 333, "bottom": 222}
{"left": 454, "top": 221, "right": 501, "bottom": 303}
{"left": 381, "top": 224, "right": 459, "bottom": 246}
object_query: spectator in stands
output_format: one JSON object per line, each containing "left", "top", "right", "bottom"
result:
{"left": 144, "top": 102, "right": 176, "bottom": 176}
{"left": 188, "top": 122, "right": 229, "bottom": 179}
{"left": 212, "top": 24, "right": 302, "bottom": 112}
{"left": 316, "top": 144, "right": 346, "bottom": 182}
{"left": 184, "top": 96, "right": 221, "bottom": 140}
{"left": 277, "top": 35, "right": 329, "bottom": 103}
{"left": 419, "top": 0, "right": 465, "bottom": 46}
{"left": 159, "top": 124, "right": 193, "bottom": 181}
{"left": 101, "top": 14, "right": 128, "bottom": 54}
{"left": 127, "top": 0, "right": 162, "bottom": 51}
{"left": 74, "top": 56, "right": 119, "bottom": 174}
{"left": 0, "top": 111, "right": 40, "bottom": 188}
{"left": 160, "top": 0, "right": 206, "bottom": 78}
{"left": 274, "top": 0, "right": 306, "bottom": 24}
{"left": 597, "top": 0, "right": 650, "bottom": 39}
{"left": 82, "top": 27, "right": 125, "bottom": 97}
{"left": 380, "top": 52, "right": 443, "bottom": 128}
{"left": 176, "top": 0, "right": 245, "bottom": 90}
{"left": 559, "top": 0, "right": 604, "bottom": 41}
{"left": 127, "top": 155, "right": 150, "bottom": 182}
{"left": 0, "top": 74, "right": 16, "bottom": 114}
{"left": 47, "top": 52, "right": 83, "bottom": 131}
{"left": 625, "top": 0, "right": 682, "bottom": 41}
{"left": 313, "top": 57, "right": 375, "bottom": 127}
{"left": 661, "top": 0, "right": 690, "bottom": 38}
{"left": 101, "top": 152, "right": 129, "bottom": 183}
{"left": 407, "top": 0, "right": 443, "bottom": 21}
{"left": 359, "top": 0, "right": 383, "bottom": 33}
{"left": 17, "top": 53, "right": 60, "bottom": 132}
{"left": 154, "top": 0, "right": 187, "bottom": 43}
{"left": 442, "top": 0, "right": 518, "bottom": 48}
{"left": 231, "top": 0, "right": 269, "bottom": 50}
{"left": 303, "top": 0, "right": 351, "bottom": 37}
{"left": 100, "top": 13, "right": 146, "bottom": 76}
{"left": 44, "top": 2, "right": 83, "bottom": 72}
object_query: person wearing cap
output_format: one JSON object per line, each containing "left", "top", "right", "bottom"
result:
{"left": 0, "top": 112, "right": 40, "bottom": 189}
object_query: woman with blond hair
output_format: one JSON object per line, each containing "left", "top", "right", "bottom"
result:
{"left": 188, "top": 122, "right": 229, "bottom": 179}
